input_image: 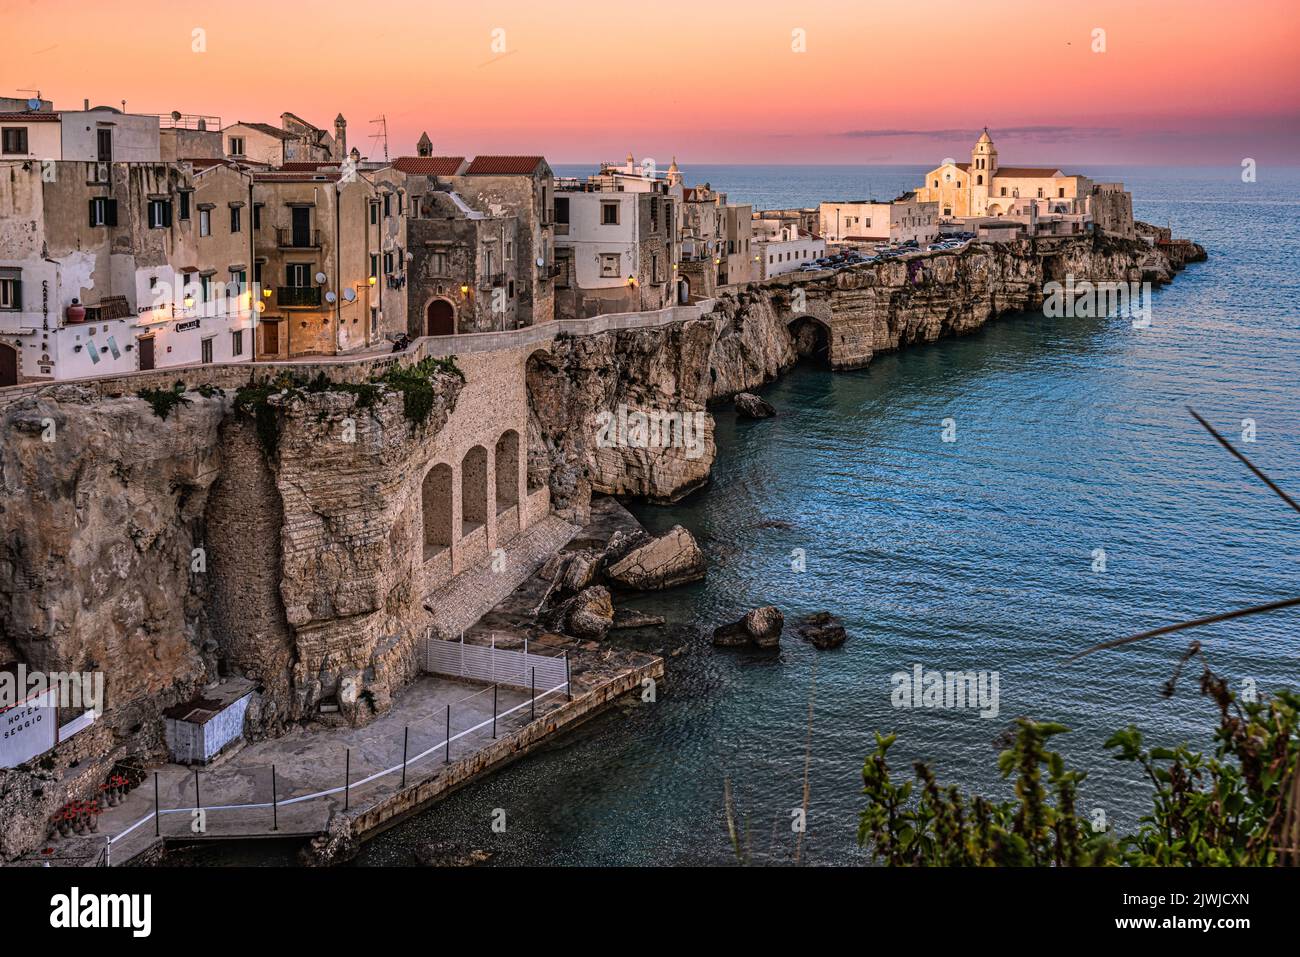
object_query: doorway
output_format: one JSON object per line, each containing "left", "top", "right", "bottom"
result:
{"left": 0, "top": 342, "right": 17, "bottom": 387}
{"left": 137, "top": 336, "right": 155, "bottom": 371}
{"left": 426, "top": 298, "right": 455, "bottom": 336}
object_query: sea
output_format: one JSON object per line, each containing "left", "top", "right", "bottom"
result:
{"left": 235, "top": 164, "right": 1300, "bottom": 866}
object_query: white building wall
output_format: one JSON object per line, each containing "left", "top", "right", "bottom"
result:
{"left": 58, "top": 111, "right": 161, "bottom": 162}
{"left": 0, "top": 120, "right": 62, "bottom": 160}
{"left": 556, "top": 192, "right": 638, "bottom": 289}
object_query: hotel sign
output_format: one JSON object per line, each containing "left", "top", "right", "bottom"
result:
{"left": 0, "top": 689, "right": 57, "bottom": 768}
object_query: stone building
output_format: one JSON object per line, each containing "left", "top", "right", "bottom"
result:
{"left": 444, "top": 156, "right": 556, "bottom": 328}
{"left": 552, "top": 156, "right": 677, "bottom": 319}
{"left": 221, "top": 111, "right": 344, "bottom": 167}
{"left": 249, "top": 167, "right": 381, "bottom": 358}
{"left": 0, "top": 158, "right": 256, "bottom": 385}
{"left": 819, "top": 192, "right": 940, "bottom": 247}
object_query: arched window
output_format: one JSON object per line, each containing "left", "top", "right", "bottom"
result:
{"left": 976, "top": 175, "right": 983, "bottom": 185}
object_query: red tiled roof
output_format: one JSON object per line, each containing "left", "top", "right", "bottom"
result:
{"left": 994, "top": 166, "right": 1067, "bottom": 178}
{"left": 0, "top": 112, "right": 60, "bottom": 122}
{"left": 393, "top": 156, "right": 465, "bottom": 175}
{"left": 464, "top": 155, "right": 545, "bottom": 175}
{"left": 278, "top": 161, "right": 339, "bottom": 171}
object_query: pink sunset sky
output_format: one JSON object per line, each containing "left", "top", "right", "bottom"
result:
{"left": 5, "top": 0, "right": 1298, "bottom": 165}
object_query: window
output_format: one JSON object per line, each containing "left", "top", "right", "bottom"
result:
{"left": 1, "top": 127, "right": 28, "bottom": 154}
{"left": 286, "top": 263, "right": 311, "bottom": 287}
{"left": 252, "top": 203, "right": 263, "bottom": 229}
{"left": 96, "top": 129, "right": 112, "bottom": 162}
{"left": 230, "top": 205, "right": 241, "bottom": 233}
{"left": 601, "top": 202, "right": 619, "bottom": 225}
{"left": 933, "top": 180, "right": 938, "bottom": 188}
{"left": 1058, "top": 188, "right": 1065, "bottom": 198}
{"left": 178, "top": 191, "right": 191, "bottom": 220}
{"left": 976, "top": 175, "right": 983, "bottom": 185}
{"left": 199, "top": 274, "right": 212, "bottom": 302}
{"left": 0, "top": 274, "right": 20, "bottom": 311}
{"left": 554, "top": 197, "right": 569, "bottom": 224}
{"left": 1000, "top": 187, "right": 1007, "bottom": 196}
{"left": 1037, "top": 188, "right": 1043, "bottom": 198}
{"left": 383, "top": 251, "right": 394, "bottom": 274}
{"left": 147, "top": 199, "right": 173, "bottom": 228}
{"left": 231, "top": 329, "right": 243, "bottom": 357}
{"left": 370, "top": 254, "right": 379, "bottom": 281}
{"left": 383, "top": 194, "right": 391, "bottom": 218}
{"left": 369, "top": 202, "right": 379, "bottom": 225}
{"left": 201, "top": 337, "right": 214, "bottom": 364}
{"left": 199, "top": 208, "right": 211, "bottom": 237}
{"left": 599, "top": 253, "right": 620, "bottom": 278}
{"left": 431, "top": 250, "right": 449, "bottom": 275}
{"left": 229, "top": 136, "right": 245, "bottom": 155}
{"left": 88, "top": 197, "right": 117, "bottom": 227}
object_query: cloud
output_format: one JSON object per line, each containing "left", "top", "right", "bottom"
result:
{"left": 836, "top": 125, "right": 1122, "bottom": 140}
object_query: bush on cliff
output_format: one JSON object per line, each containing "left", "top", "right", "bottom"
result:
{"left": 859, "top": 656, "right": 1300, "bottom": 866}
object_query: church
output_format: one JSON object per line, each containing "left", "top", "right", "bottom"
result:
{"left": 915, "top": 129, "right": 1092, "bottom": 220}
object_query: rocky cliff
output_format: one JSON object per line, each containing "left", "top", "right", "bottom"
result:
{"left": 527, "top": 230, "right": 1205, "bottom": 510}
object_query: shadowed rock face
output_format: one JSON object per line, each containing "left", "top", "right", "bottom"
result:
{"left": 0, "top": 385, "right": 228, "bottom": 742}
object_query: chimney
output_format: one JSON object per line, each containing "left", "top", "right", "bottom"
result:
{"left": 84, "top": 98, "right": 90, "bottom": 110}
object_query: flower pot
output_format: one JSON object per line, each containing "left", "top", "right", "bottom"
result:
{"left": 65, "top": 301, "right": 87, "bottom": 324}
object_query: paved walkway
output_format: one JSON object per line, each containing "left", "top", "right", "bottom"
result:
{"left": 69, "top": 675, "right": 543, "bottom": 865}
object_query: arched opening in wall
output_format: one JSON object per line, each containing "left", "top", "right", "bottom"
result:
{"left": 460, "top": 445, "right": 488, "bottom": 537}
{"left": 524, "top": 348, "right": 558, "bottom": 492}
{"left": 976, "top": 175, "right": 984, "bottom": 186}
{"left": 426, "top": 298, "right": 456, "bottom": 337}
{"left": 495, "top": 430, "right": 519, "bottom": 514}
{"left": 421, "top": 462, "right": 454, "bottom": 561}
{"left": 677, "top": 276, "right": 691, "bottom": 305}
{"left": 788, "top": 316, "right": 830, "bottom": 366}
{"left": 0, "top": 343, "right": 17, "bottom": 388}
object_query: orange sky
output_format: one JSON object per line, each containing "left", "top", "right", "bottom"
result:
{"left": 6, "top": 0, "right": 1299, "bottom": 164}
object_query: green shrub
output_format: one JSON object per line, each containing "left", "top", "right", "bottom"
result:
{"left": 137, "top": 382, "right": 191, "bottom": 420}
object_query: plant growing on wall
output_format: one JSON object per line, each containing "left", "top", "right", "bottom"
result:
{"left": 136, "top": 381, "right": 192, "bottom": 420}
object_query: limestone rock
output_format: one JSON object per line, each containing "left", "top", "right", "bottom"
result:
{"left": 565, "top": 586, "right": 614, "bottom": 641}
{"left": 611, "top": 608, "right": 666, "bottom": 631}
{"left": 606, "top": 525, "right": 706, "bottom": 591}
{"left": 734, "top": 392, "right": 777, "bottom": 419}
{"left": 712, "top": 606, "right": 784, "bottom": 650}
{"left": 796, "top": 611, "right": 848, "bottom": 650}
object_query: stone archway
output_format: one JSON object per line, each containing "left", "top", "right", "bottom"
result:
{"left": 494, "top": 430, "right": 520, "bottom": 514}
{"left": 460, "top": 445, "right": 488, "bottom": 537}
{"left": 426, "top": 298, "right": 456, "bottom": 336}
{"left": 788, "top": 315, "right": 831, "bottom": 366}
{"left": 0, "top": 342, "right": 17, "bottom": 388}
{"left": 677, "top": 276, "right": 691, "bottom": 305}
{"left": 421, "top": 462, "right": 454, "bottom": 561}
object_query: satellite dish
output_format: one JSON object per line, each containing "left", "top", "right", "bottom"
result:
{"left": 314, "top": 271, "right": 327, "bottom": 284}
{"left": 342, "top": 288, "right": 356, "bottom": 302}
{"left": 325, "top": 291, "right": 337, "bottom": 304}
{"left": 27, "top": 98, "right": 41, "bottom": 111}
{"left": 535, "top": 257, "right": 545, "bottom": 267}
{"left": 170, "top": 110, "right": 182, "bottom": 121}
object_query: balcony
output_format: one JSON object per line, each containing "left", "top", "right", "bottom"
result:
{"left": 276, "top": 227, "right": 321, "bottom": 249}
{"left": 478, "top": 272, "right": 506, "bottom": 290}
{"left": 277, "top": 286, "right": 321, "bottom": 308}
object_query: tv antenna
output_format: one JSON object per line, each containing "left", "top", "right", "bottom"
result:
{"left": 369, "top": 115, "right": 389, "bottom": 162}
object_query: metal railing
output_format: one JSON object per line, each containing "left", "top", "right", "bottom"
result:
{"left": 276, "top": 227, "right": 321, "bottom": 249}
{"left": 277, "top": 286, "right": 321, "bottom": 307}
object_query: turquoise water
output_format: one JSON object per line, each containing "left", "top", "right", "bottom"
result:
{"left": 354, "top": 166, "right": 1300, "bottom": 866}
